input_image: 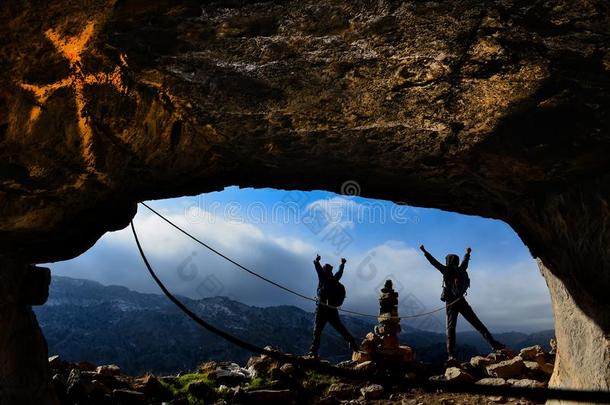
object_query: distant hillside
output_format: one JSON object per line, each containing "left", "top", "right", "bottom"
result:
{"left": 34, "top": 276, "right": 554, "bottom": 375}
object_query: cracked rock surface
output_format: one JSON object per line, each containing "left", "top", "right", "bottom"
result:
{"left": 0, "top": 0, "right": 609, "bottom": 398}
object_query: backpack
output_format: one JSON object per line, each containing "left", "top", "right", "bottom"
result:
{"left": 326, "top": 279, "right": 346, "bottom": 307}
{"left": 441, "top": 270, "right": 470, "bottom": 302}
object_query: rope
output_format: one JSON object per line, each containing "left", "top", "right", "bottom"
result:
{"left": 130, "top": 220, "right": 368, "bottom": 379}
{"left": 130, "top": 219, "right": 610, "bottom": 403}
{"left": 139, "top": 202, "right": 462, "bottom": 320}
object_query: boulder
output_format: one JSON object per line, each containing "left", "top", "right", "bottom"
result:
{"left": 354, "top": 361, "right": 376, "bottom": 372}
{"left": 524, "top": 360, "right": 540, "bottom": 371}
{"left": 487, "top": 352, "right": 512, "bottom": 363}
{"left": 471, "top": 356, "right": 496, "bottom": 369}
{"left": 523, "top": 360, "right": 553, "bottom": 377}
{"left": 476, "top": 378, "right": 508, "bottom": 386}
{"left": 198, "top": 361, "right": 219, "bottom": 374}
{"left": 519, "top": 345, "right": 544, "bottom": 361}
{"left": 279, "top": 363, "right": 296, "bottom": 375}
{"left": 208, "top": 362, "right": 251, "bottom": 386}
{"left": 80, "top": 371, "right": 99, "bottom": 379}
{"left": 508, "top": 379, "right": 546, "bottom": 388}
{"left": 360, "top": 384, "right": 384, "bottom": 400}
{"left": 96, "top": 364, "right": 121, "bottom": 376}
{"left": 48, "top": 355, "right": 64, "bottom": 370}
{"left": 89, "top": 379, "right": 111, "bottom": 396}
{"left": 336, "top": 360, "right": 355, "bottom": 368}
{"left": 66, "top": 369, "right": 87, "bottom": 401}
{"left": 537, "top": 361, "right": 554, "bottom": 376}
{"left": 361, "top": 333, "right": 380, "bottom": 352}
{"left": 131, "top": 375, "right": 164, "bottom": 398}
{"left": 246, "top": 355, "right": 281, "bottom": 378}
{"left": 327, "top": 383, "right": 357, "bottom": 400}
{"left": 486, "top": 357, "right": 524, "bottom": 379}
{"left": 460, "top": 362, "right": 482, "bottom": 378}
{"left": 444, "top": 367, "right": 476, "bottom": 383}
{"left": 352, "top": 351, "right": 372, "bottom": 363}
{"left": 514, "top": 353, "right": 552, "bottom": 380}
{"left": 82, "top": 369, "right": 123, "bottom": 389}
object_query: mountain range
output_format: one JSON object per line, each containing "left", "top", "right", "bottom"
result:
{"left": 34, "top": 276, "right": 554, "bottom": 375}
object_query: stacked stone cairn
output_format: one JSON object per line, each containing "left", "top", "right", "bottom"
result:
{"left": 352, "top": 280, "right": 415, "bottom": 366}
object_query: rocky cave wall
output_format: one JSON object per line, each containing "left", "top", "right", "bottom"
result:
{"left": 1, "top": 0, "right": 610, "bottom": 403}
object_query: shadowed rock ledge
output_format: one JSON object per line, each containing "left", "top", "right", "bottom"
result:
{"left": 0, "top": 0, "right": 609, "bottom": 403}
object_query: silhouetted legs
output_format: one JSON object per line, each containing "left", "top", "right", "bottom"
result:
{"left": 309, "top": 306, "right": 358, "bottom": 356}
{"left": 446, "top": 298, "right": 503, "bottom": 358}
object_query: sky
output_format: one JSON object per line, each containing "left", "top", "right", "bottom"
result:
{"left": 45, "top": 186, "right": 554, "bottom": 334}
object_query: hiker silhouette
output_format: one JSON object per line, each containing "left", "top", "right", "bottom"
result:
{"left": 420, "top": 245, "right": 506, "bottom": 362}
{"left": 307, "top": 255, "right": 359, "bottom": 358}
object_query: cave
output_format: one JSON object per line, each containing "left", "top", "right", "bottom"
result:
{"left": 1, "top": 0, "right": 609, "bottom": 403}
{"left": 42, "top": 189, "right": 554, "bottom": 373}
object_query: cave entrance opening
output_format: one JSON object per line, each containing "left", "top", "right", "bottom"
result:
{"left": 39, "top": 186, "right": 554, "bottom": 372}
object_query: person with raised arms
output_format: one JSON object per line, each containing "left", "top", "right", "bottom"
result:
{"left": 420, "top": 245, "right": 506, "bottom": 364}
{"left": 307, "top": 255, "right": 359, "bottom": 358}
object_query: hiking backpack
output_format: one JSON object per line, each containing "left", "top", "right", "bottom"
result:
{"left": 441, "top": 270, "right": 470, "bottom": 301}
{"left": 326, "top": 279, "right": 346, "bottom": 307}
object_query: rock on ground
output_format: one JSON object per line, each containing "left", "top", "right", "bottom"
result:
{"left": 360, "top": 384, "right": 385, "bottom": 400}
{"left": 445, "top": 367, "right": 476, "bottom": 384}
{"left": 327, "top": 382, "right": 358, "bottom": 400}
{"left": 486, "top": 358, "right": 524, "bottom": 379}
{"left": 476, "top": 378, "right": 508, "bottom": 386}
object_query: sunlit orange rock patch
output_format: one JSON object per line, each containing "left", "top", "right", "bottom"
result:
{"left": 19, "top": 21, "right": 129, "bottom": 170}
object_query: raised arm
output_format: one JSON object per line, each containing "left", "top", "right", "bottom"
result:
{"left": 459, "top": 247, "right": 472, "bottom": 271}
{"left": 334, "top": 258, "right": 346, "bottom": 281}
{"left": 313, "top": 255, "right": 323, "bottom": 278}
{"left": 420, "top": 245, "right": 446, "bottom": 274}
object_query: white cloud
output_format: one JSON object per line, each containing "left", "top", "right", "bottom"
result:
{"left": 48, "top": 203, "right": 553, "bottom": 333}
{"left": 467, "top": 260, "right": 553, "bottom": 331}
{"left": 305, "top": 197, "right": 370, "bottom": 230}
{"left": 106, "top": 207, "right": 266, "bottom": 259}
{"left": 51, "top": 205, "right": 321, "bottom": 309}
{"left": 336, "top": 241, "right": 552, "bottom": 333}
{"left": 272, "top": 237, "right": 317, "bottom": 257}
{"left": 338, "top": 241, "right": 444, "bottom": 319}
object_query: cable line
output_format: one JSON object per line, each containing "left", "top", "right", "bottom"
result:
{"left": 139, "top": 201, "right": 461, "bottom": 320}
{"left": 130, "top": 219, "right": 610, "bottom": 404}
{"left": 131, "top": 220, "right": 383, "bottom": 379}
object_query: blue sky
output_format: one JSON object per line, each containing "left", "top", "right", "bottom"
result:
{"left": 46, "top": 186, "right": 553, "bottom": 333}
